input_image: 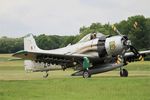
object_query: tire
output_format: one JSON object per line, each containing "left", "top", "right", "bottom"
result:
{"left": 120, "top": 69, "right": 128, "bottom": 77}
{"left": 43, "top": 73, "right": 49, "bottom": 78}
{"left": 83, "top": 70, "right": 91, "bottom": 78}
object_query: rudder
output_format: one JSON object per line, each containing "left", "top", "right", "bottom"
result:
{"left": 24, "top": 34, "right": 40, "bottom": 51}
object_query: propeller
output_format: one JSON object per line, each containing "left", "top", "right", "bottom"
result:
{"left": 112, "top": 25, "right": 143, "bottom": 62}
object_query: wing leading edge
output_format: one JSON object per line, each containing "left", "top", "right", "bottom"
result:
{"left": 12, "top": 50, "right": 98, "bottom": 61}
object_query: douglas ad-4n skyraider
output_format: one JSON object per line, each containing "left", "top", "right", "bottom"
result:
{"left": 13, "top": 31, "right": 150, "bottom": 78}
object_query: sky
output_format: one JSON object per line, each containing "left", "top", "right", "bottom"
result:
{"left": 0, "top": 0, "right": 149, "bottom": 37}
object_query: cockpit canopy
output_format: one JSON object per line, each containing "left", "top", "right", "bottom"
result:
{"left": 78, "top": 33, "right": 105, "bottom": 43}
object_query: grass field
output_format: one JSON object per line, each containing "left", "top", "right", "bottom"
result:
{"left": 0, "top": 54, "right": 150, "bottom": 100}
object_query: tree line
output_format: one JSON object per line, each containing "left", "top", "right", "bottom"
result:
{"left": 0, "top": 15, "right": 150, "bottom": 53}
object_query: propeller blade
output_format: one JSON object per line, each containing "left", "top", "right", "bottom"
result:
{"left": 116, "top": 55, "right": 124, "bottom": 64}
{"left": 128, "top": 45, "right": 140, "bottom": 57}
{"left": 138, "top": 55, "right": 144, "bottom": 61}
{"left": 112, "top": 25, "right": 122, "bottom": 35}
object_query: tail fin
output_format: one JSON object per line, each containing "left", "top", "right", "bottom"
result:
{"left": 24, "top": 34, "right": 40, "bottom": 51}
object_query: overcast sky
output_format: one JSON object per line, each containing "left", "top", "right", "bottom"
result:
{"left": 0, "top": 0, "right": 149, "bottom": 37}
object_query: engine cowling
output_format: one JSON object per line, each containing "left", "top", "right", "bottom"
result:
{"left": 105, "top": 36, "right": 126, "bottom": 56}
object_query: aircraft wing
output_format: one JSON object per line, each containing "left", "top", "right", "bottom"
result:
{"left": 12, "top": 50, "right": 98, "bottom": 61}
{"left": 124, "top": 50, "right": 150, "bottom": 59}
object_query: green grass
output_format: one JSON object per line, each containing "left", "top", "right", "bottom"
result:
{"left": 0, "top": 54, "right": 150, "bottom": 100}
{"left": 0, "top": 54, "right": 12, "bottom": 61}
{"left": 126, "top": 61, "right": 150, "bottom": 71}
{"left": 0, "top": 77, "right": 150, "bottom": 100}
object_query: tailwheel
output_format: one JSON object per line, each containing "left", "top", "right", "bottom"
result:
{"left": 120, "top": 69, "right": 128, "bottom": 77}
{"left": 83, "top": 70, "right": 91, "bottom": 78}
{"left": 43, "top": 71, "right": 49, "bottom": 78}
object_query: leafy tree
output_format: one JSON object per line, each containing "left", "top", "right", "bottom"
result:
{"left": 0, "top": 15, "right": 149, "bottom": 53}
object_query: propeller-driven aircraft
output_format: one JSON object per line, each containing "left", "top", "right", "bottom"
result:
{"left": 12, "top": 30, "right": 150, "bottom": 78}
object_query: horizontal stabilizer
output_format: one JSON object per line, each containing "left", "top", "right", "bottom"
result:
{"left": 8, "top": 58, "right": 23, "bottom": 61}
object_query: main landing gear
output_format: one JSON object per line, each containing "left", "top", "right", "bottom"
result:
{"left": 43, "top": 71, "right": 49, "bottom": 78}
{"left": 82, "top": 57, "right": 91, "bottom": 78}
{"left": 120, "top": 68, "right": 128, "bottom": 77}
{"left": 83, "top": 70, "right": 91, "bottom": 78}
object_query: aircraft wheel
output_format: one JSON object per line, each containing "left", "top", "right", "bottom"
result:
{"left": 83, "top": 70, "right": 91, "bottom": 78}
{"left": 120, "top": 69, "right": 128, "bottom": 77}
{"left": 43, "top": 72, "right": 49, "bottom": 78}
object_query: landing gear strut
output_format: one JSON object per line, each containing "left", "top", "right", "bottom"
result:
{"left": 120, "top": 69, "right": 128, "bottom": 77}
{"left": 43, "top": 71, "right": 49, "bottom": 78}
{"left": 82, "top": 57, "right": 91, "bottom": 78}
{"left": 83, "top": 70, "right": 91, "bottom": 78}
